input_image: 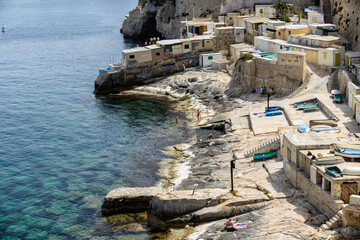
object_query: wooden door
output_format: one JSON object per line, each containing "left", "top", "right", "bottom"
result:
{"left": 341, "top": 182, "right": 358, "bottom": 203}
{"left": 335, "top": 53, "right": 341, "bottom": 66}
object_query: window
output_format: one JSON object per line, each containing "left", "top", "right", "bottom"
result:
{"left": 280, "top": 45, "right": 283, "bottom": 50}
{"left": 323, "top": 53, "right": 327, "bottom": 59}
{"left": 291, "top": 47, "right": 295, "bottom": 51}
{"left": 287, "top": 148, "right": 291, "bottom": 162}
{"left": 279, "top": 32, "right": 281, "bottom": 36}
{"left": 294, "top": 56, "right": 299, "bottom": 62}
{"left": 184, "top": 44, "right": 189, "bottom": 49}
{"left": 288, "top": 31, "right": 291, "bottom": 35}
{"left": 129, "top": 55, "right": 135, "bottom": 59}
{"left": 288, "top": 55, "right": 292, "bottom": 62}
{"left": 208, "top": 56, "right": 213, "bottom": 60}
{"left": 281, "top": 55, "right": 285, "bottom": 62}
{"left": 312, "top": 17, "right": 317, "bottom": 22}
{"left": 156, "top": 52, "right": 160, "bottom": 56}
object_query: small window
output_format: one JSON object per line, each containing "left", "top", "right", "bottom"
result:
{"left": 279, "top": 32, "right": 281, "bottom": 36}
{"left": 323, "top": 53, "right": 327, "bottom": 59}
{"left": 287, "top": 148, "right": 291, "bottom": 162}
{"left": 129, "top": 55, "right": 135, "bottom": 59}
{"left": 288, "top": 31, "right": 291, "bottom": 35}
{"left": 280, "top": 45, "right": 283, "bottom": 50}
{"left": 288, "top": 55, "right": 292, "bottom": 62}
{"left": 156, "top": 52, "right": 160, "bottom": 56}
{"left": 208, "top": 56, "right": 213, "bottom": 60}
{"left": 291, "top": 47, "right": 295, "bottom": 51}
{"left": 294, "top": 56, "right": 299, "bottom": 62}
{"left": 184, "top": 44, "right": 190, "bottom": 49}
{"left": 281, "top": 55, "right": 285, "bottom": 62}
{"left": 286, "top": 47, "right": 290, "bottom": 51}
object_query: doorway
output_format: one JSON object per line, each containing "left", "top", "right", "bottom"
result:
{"left": 341, "top": 182, "right": 358, "bottom": 203}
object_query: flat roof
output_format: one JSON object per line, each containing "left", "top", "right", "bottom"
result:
{"left": 122, "top": 47, "right": 150, "bottom": 54}
{"left": 278, "top": 50, "right": 306, "bottom": 56}
{"left": 277, "top": 24, "right": 308, "bottom": 30}
{"left": 284, "top": 131, "right": 340, "bottom": 147}
{"left": 345, "top": 51, "right": 360, "bottom": 58}
{"left": 245, "top": 17, "right": 270, "bottom": 24}
{"left": 316, "top": 162, "right": 360, "bottom": 181}
{"left": 215, "top": 27, "right": 234, "bottom": 30}
{"left": 300, "top": 34, "right": 341, "bottom": 42}
{"left": 156, "top": 39, "right": 182, "bottom": 45}
{"left": 145, "top": 44, "right": 162, "bottom": 50}
{"left": 199, "top": 52, "right": 222, "bottom": 56}
{"left": 255, "top": 36, "right": 320, "bottom": 51}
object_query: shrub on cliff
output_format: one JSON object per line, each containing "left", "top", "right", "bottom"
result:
{"left": 239, "top": 53, "right": 253, "bottom": 61}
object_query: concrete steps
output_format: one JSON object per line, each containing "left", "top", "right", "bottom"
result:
{"left": 244, "top": 136, "right": 280, "bottom": 158}
{"left": 319, "top": 210, "right": 343, "bottom": 231}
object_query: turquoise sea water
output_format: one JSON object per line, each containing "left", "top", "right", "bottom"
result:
{"left": 0, "top": 1, "right": 193, "bottom": 239}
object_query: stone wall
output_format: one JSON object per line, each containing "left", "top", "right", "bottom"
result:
{"left": 220, "top": 0, "right": 316, "bottom": 15}
{"left": 332, "top": 0, "right": 360, "bottom": 51}
{"left": 285, "top": 161, "right": 342, "bottom": 218}
{"left": 228, "top": 56, "right": 305, "bottom": 96}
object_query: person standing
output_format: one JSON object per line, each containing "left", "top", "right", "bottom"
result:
{"left": 183, "top": 63, "right": 186, "bottom": 72}
{"left": 260, "top": 87, "right": 263, "bottom": 96}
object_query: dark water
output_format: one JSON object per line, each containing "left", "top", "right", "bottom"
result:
{"left": 0, "top": 1, "right": 193, "bottom": 239}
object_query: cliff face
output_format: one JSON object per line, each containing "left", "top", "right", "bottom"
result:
{"left": 332, "top": 0, "right": 360, "bottom": 51}
{"left": 121, "top": 2, "right": 161, "bottom": 39}
{"left": 122, "top": 0, "right": 222, "bottom": 39}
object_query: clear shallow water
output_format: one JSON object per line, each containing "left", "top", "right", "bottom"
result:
{"left": 0, "top": 1, "right": 193, "bottom": 239}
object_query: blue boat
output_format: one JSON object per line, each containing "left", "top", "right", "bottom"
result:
{"left": 265, "top": 111, "right": 283, "bottom": 117}
{"left": 296, "top": 102, "right": 318, "bottom": 109}
{"left": 265, "top": 106, "right": 281, "bottom": 112}
{"left": 253, "top": 151, "right": 277, "bottom": 160}
{"left": 335, "top": 148, "right": 360, "bottom": 158}
{"left": 298, "top": 124, "right": 309, "bottom": 133}
{"left": 315, "top": 156, "right": 344, "bottom": 165}
{"left": 325, "top": 166, "right": 343, "bottom": 178}
{"left": 334, "top": 94, "right": 343, "bottom": 103}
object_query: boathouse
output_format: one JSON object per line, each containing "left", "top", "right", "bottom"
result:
{"left": 156, "top": 39, "right": 183, "bottom": 57}
{"left": 145, "top": 44, "right": 164, "bottom": 62}
{"left": 122, "top": 47, "right": 152, "bottom": 67}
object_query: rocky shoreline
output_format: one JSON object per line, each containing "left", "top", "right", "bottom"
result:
{"left": 100, "top": 69, "right": 346, "bottom": 239}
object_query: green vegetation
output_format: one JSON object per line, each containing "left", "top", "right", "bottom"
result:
{"left": 239, "top": 53, "right": 253, "bottom": 60}
{"left": 295, "top": 1, "right": 304, "bottom": 23}
{"left": 272, "top": 0, "right": 291, "bottom": 20}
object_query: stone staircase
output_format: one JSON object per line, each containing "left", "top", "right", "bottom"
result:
{"left": 244, "top": 136, "right": 281, "bottom": 158}
{"left": 319, "top": 210, "right": 343, "bottom": 231}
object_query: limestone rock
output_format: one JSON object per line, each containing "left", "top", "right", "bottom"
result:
{"left": 121, "top": 2, "right": 160, "bottom": 39}
{"left": 101, "top": 187, "right": 164, "bottom": 216}
{"left": 340, "top": 226, "right": 360, "bottom": 239}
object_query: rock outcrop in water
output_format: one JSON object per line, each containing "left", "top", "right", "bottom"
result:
{"left": 122, "top": 0, "right": 222, "bottom": 39}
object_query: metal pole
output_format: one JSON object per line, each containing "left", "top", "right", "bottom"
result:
{"left": 230, "top": 160, "right": 235, "bottom": 192}
{"left": 267, "top": 93, "right": 270, "bottom": 112}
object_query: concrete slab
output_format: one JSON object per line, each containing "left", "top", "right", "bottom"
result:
{"left": 284, "top": 103, "right": 329, "bottom": 126}
{"left": 250, "top": 110, "right": 290, "bottom": 135}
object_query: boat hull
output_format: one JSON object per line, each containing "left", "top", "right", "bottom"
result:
{"left": 343, "top": 167, "right": 360, "bottom": 176}
{"left": 297, "top": 102, "right": 318, "bottom": 109}
{"left": 253, "top": 151, "right": 277, "bottom": 160}
{"left": 325, "top": 166, "right": 343, "bottom": 178}
{"left": 265, "top": 111, "right": 283, "bottom": 117}
{"left": 315, "top": 156, "right": 344, "bottom": 165}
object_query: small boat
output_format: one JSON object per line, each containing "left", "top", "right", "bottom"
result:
{"left": 343, "top": 167, "right": 360, "bottom": 176}
{"left": 325, "top": 166, "right": 343, "bottom": 178}
{"left": 253, "top": 151, "right": 277, "bottom": 160}
{"left": 315, "top": 156, "right": 344, "bottom": 165}
{"left": 298, "top": 124, "right": 310, "bottom": 133}
{"left": 303, "top": 107, "right": 320, "bottom": 112}
{"left": 265, "top": 106, "right": 281, "bottom": 112}
{"left": 252, "top": 112, "right": 264, "bottom": 115}
{"left": 331, "top": 89, "right": 340, "bottom": 95}
{"left": 334, "top": 148, "right": 360, "bottom": 158}
{"left": 296, "top": 102, "right": 318, "bottom": 109}
{"left": 311, "top": 125, "right": 340, "bottom": 132}
{"left": 309, "top": 119, "right": 337, "bottom": 127}
{"left": 333, "top": 94, "right": 343, "bottom": 103}
{"left": 265, "top": 111, "right": 283, "bottom": 117}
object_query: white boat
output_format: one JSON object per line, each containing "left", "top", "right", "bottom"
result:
{"left": 311, "top": 125, "right": 340, "bottom": 132}
{"left": 343, "top": 167, "right": 360, "bottom": 176}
